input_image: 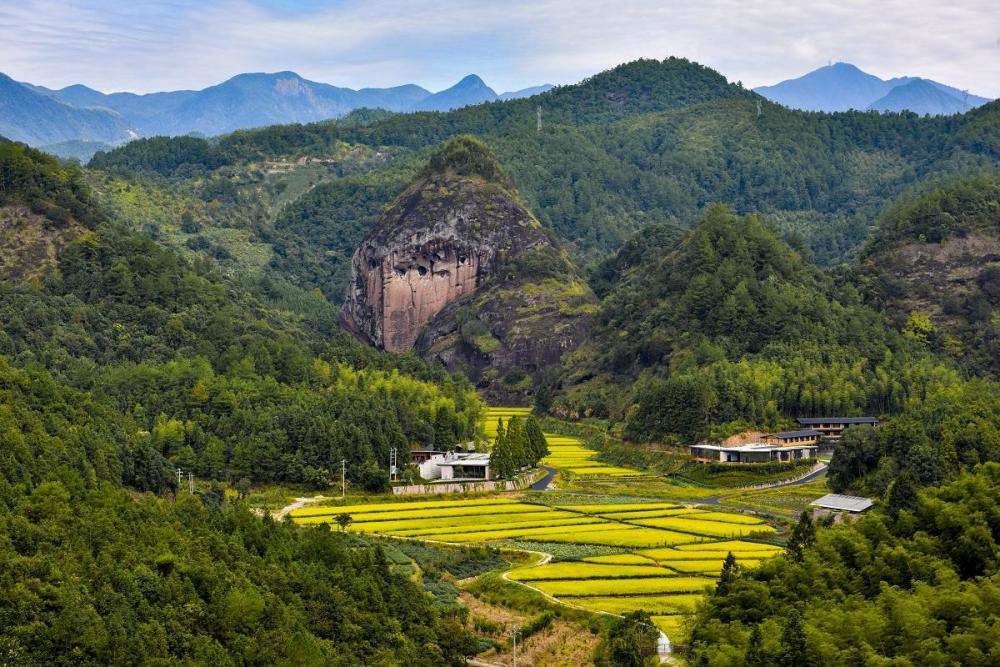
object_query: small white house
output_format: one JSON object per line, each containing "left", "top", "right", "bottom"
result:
{"left": 418, "top": 451, "right": 493, "bottom": 481}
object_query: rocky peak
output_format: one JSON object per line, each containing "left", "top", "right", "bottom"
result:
{"left": 341, "top": 136, "right": 597, "bottom": 401}
{"left": 340, "top": 136, "right": 550, "bottom": 352}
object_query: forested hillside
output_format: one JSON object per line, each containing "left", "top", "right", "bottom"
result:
{"left": 688, "top": 463, "right": 1000, "bottom": 665}
{"left": 0, "top": 138, "right": 483, "bottom": 664}
{"left": 861, "top": 170, "right": 1000, "bottom": 377}
{"left": 89, "top": 59, "right": 1000, "bottom": 303}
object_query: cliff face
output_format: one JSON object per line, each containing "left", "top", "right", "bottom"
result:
{"left": 340, "top": 171, "right": 550, "bottom": 352}
{"left": 341, "top": 136, "right": 596, "bottom": 400}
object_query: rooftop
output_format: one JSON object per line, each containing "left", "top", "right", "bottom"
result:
{"left": 797, "top": 417, "right": 879, "bottom": 425}
{"left": 436, "top": 452, "right": 491, "bottom": 467}
{"left": 772, "top": 429, "right": 822, "bottom": 439}
{"left": 809, "top": 493, "right": 874, "bottom": 512}
{"left": 692, "top": 442, "right": 817, "bottom": 454}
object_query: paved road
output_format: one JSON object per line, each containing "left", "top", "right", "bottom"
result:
{"left": 697, "top": 463, "right": 828, "bottom": 511}
{"left": 530, "top": 466, "right": 556, "bottom": 491}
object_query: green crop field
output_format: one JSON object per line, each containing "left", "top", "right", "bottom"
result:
{"left": 599, "top": 508, "right": 707, "bottom": 519}
{"left": 659, "top": 558, "right": 765, "bottom": 574}
{"left": 289, "top": 407, "right": 786, "bottom": 645}
{"left": 675, "top": 540, "right": 782, "bottom": 552}
{"left": 556, "top": 503, "right": 681, "bottom": 513}
{"left": 509, "top": 562, "right": 671, "bottom": 580}
{"left": 528, "top": 576, "right": 715, "bottom": 597}
{"left": 290, "top": 497, "right": 518, "bottom": 518}
{"left": 582, "top": 554, "right": 657, "bottom": 565}
{"left": 571, "top": 594, "right": 705, "bottom": 614}
{"left": 628, "top": 516, "right": 776, "bottom": 538}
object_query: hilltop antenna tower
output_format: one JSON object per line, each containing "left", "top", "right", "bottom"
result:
{"left": 756, "top": 99, "right": 762, "bottom": 119}
{"left": 536, "top": 106, "right": 542, "bottom": 134}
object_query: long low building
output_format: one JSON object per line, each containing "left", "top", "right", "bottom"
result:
{"left": 689, "top": 442, "right": 817, "bottom": 464}
{"left": 766, "top": 429, "right": 822, "bottom": 447}
{"left": 796, "top": 417, "right": 878, "bottom": 440}
{"left": 810, "top": 493, "right": 874, "bottom": 517}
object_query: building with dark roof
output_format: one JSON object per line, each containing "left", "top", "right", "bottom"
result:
{"left": 796, "top": 417, "right": 878, "bottom": 440}
{"left": 766, "top": 429, "right": 822, "bottom": 447}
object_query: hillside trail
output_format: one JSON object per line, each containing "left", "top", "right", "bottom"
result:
{"left": 258, "top": 495, "right": 328, "bottom": 520}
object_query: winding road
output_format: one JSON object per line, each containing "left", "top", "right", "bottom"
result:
{"left": 529, "top": 466, "right": 557, "bottom": 491}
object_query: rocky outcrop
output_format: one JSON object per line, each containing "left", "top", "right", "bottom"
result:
{"left": 341, "top": 136, "right": 597, "bottom": 400}
{"left": 340, "top": 170, "right": 550, "bottom": 352}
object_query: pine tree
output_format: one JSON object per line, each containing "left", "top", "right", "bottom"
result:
{"left": 745, "top": 624, "right": 765, "bottom": 666}
{"left": 716, "top": 551, "right": 739, "bottom": 596}
{"left": 506, "top": 417, "right": 528, "bottom": 469}
{"left": 777, "top": 608, "right": 808, "bottom": 667}
{"left": 787, "top": 511, "right": 816, "bottom": 561}
{"left": 887, "top": 468, "right": 919, "bottom": 517}
{"left": 489, "top": 419, "right": 514, "bottom": 479}
{"left": 525, "top": 416, "right": 548, "bottom": 463}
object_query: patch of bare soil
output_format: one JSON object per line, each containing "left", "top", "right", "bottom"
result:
{"left": 460, "top": 591, "right": 599, "bottom": 667}
{"left": 0, "top": 206, "right": 84, "bottom": 281}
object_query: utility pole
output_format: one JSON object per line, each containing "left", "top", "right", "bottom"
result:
{"left": 512, "top": 624, "right": 520, "bottom": 667}
{"left": 188, "top": 472, "right": 194, "bottom": 494}
{"left": 389, "top": 448, "right": 397, "bottom": 482}
{"left": 756, "top": 99, "right": 762, "bottom": 119}
{"left": 536, "top": 106, "right": 542, "bottom": 134}
{"left": 341, "top": 459, "right": 347, "bottom": 498}
{"left": 176, "top": 468, "right": 183, "bottom": 490}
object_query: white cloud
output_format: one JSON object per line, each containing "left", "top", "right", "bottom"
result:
{"left": 0, "top": 0, "right": 996, "bottom": 96}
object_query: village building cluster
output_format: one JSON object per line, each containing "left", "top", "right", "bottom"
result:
{"left": 689, "top": 416, "right": 879, "bottom": 464}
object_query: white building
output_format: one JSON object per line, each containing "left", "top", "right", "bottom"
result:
{"left": 809, "top": 493, "right": 873, "bottom": 514}
{"left": 417, "top": 451, "right": 493, "bottom": 481}
{"left": 689, "top": 442, "right": 817, "bottom": 464}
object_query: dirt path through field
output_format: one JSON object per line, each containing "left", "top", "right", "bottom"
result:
{"left": 263, "top": 495, "right": 327, "bottom": 520}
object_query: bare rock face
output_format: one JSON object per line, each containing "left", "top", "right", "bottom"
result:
{"left": 340, "top": 144, "right": 550, "bottom": 352}
{"left": 340, "top": 136, "right": 597, "bottom": 401}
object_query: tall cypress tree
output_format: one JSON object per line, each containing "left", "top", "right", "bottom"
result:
{"left": 506, "top": 417, "right": 529, "bottom": 469}
{"left": 745, "top": 624, "right": 765, "bottom": 666}
{"left": 787, "top": 511, "right": 816, "bottom": 561}
{"left": 778, "top": 608, "right": 808, "bottom": 667}
{"left": 716, "top": 552, "right": 739, "bottom": 596}
{"left": 489, "top": 418, "right": 514, "bottom": 479}
{"left": 525, "top": 416, "right": 548, "bottom": 463}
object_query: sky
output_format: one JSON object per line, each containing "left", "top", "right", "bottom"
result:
{"left": 0, "top": 0, "right": 997, "bottom": 96}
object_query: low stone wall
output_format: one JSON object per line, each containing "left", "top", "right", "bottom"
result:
{"left": 391, "top": 469, "right": 542, "bottom": 496}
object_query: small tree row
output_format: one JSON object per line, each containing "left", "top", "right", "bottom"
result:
{"left": 489, "top": 416, "right": 549, "bottom": 479}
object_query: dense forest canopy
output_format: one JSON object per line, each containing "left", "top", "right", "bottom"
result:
{"left": 860, "top": 170, "right": 1000, "bottom": 377}
{"left": 0, "top": 135, "right": 486, "bottom": 664}
{"left": 688, "top": 463, "right": 1000, "bottom": 666}
{"left": 89, "top": 61, "right": 1000, "bottom": 308}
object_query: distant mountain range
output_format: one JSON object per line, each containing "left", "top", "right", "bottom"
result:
{"left": 3, "top": 60, "right": 992, "bottom": 161}
{"left": 755, "top": 62, "right": 991, "bottom": 114}
{"left": 2, "top": 71, "right": 553, "bottom": 159}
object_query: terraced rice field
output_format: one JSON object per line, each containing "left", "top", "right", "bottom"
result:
{"left": 289, "top": 408, "right": 784, "bottom": 645}
{"left": 291, "top": 494, "right": 779, "bottom": 643}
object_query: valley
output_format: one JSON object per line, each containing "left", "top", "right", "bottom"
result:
{"left": 286, "top": 406, "right": 823, "bottom": 657}
{"left": 0, "top": 47, "right": 998, "bottom": 666}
